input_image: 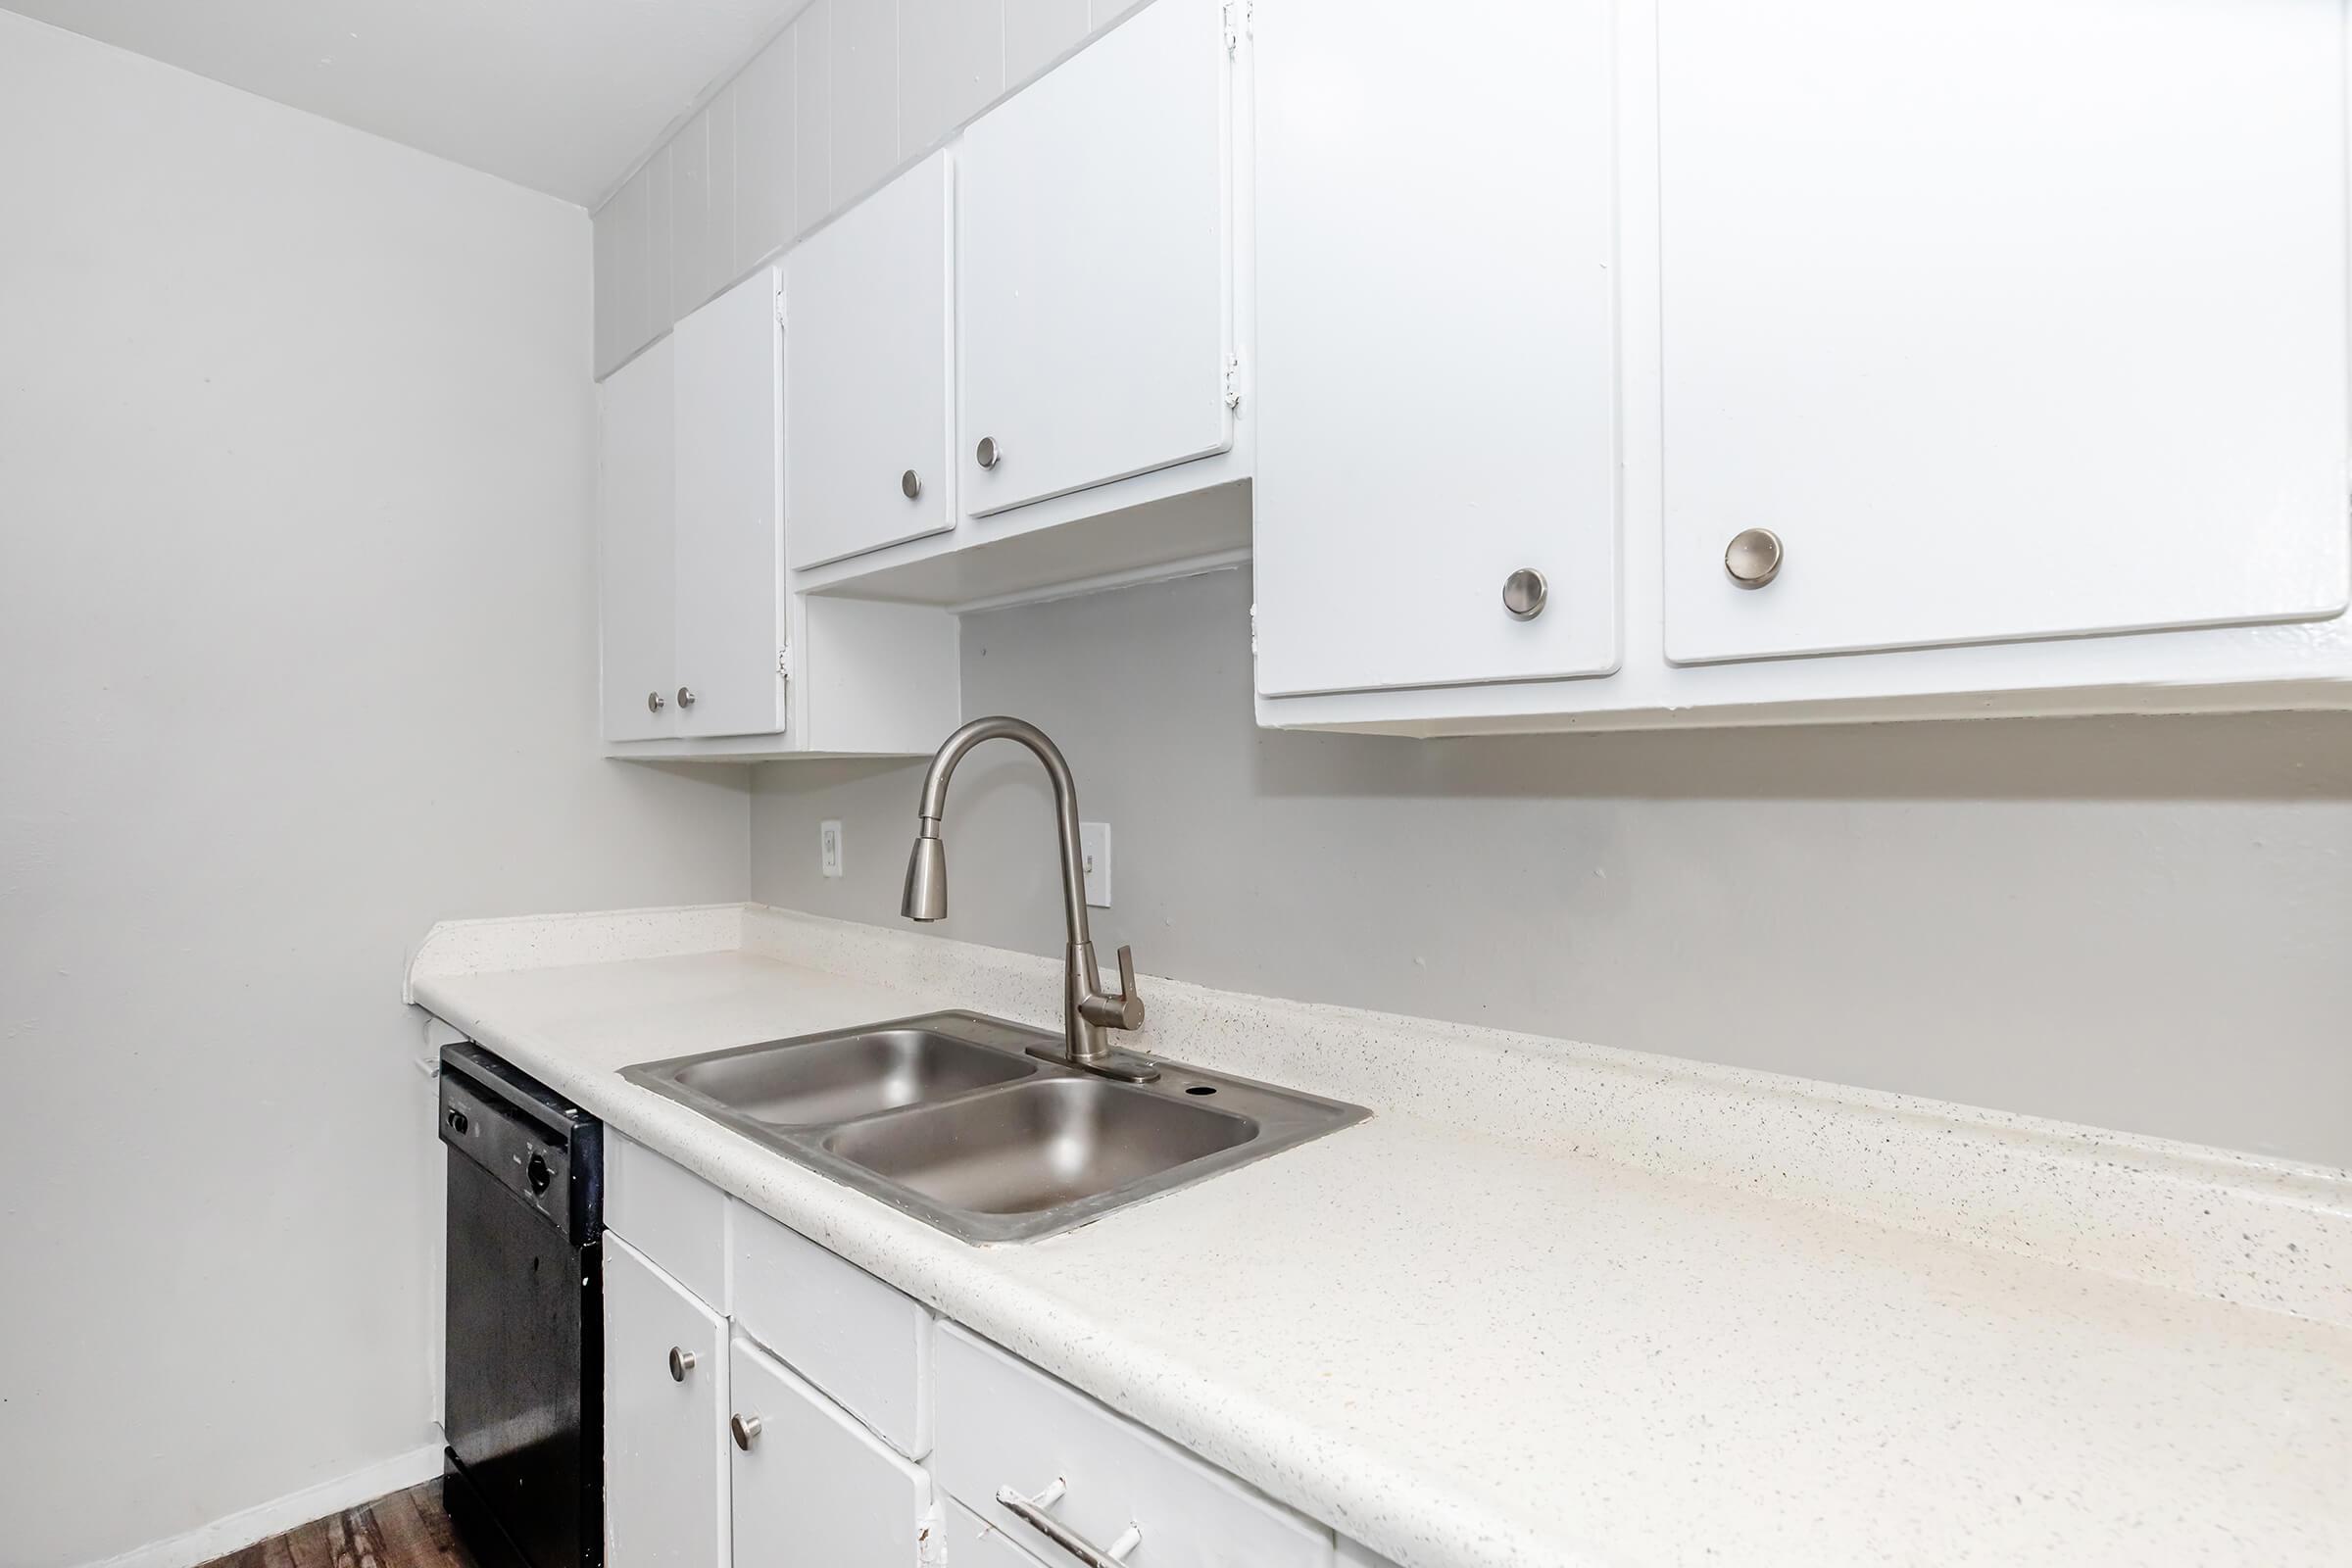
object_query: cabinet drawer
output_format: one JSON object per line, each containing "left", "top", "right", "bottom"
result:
{"left": 607, "top": 1135, "right": 728, "bottom": 1309}
{"left": 941, "top": 1499, "right": 1050, "bottom": 1568}
{"left": 731, "top": 1200, "right": 932, "bottom": 1456}
{"left": 933, "top": 1325, "right": 1332, "bottom": 1568}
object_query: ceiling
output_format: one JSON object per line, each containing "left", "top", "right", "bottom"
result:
{"left": 0, "top": 0, "right": 807, "bottom": 205}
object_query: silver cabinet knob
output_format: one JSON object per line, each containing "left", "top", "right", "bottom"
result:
{"left": 975, "top": 436, "right": 1003, "bottom": 470}
{"left": 647, "top": 690, "right": 666, "bottom": 712}
{"left": 1501, "top": 567, "right": 1548, "bottom": 620}
{"left": 1725, "top": 528, "right": 1784, "bottom": 588}
{"left": 676, "top": 687, "right": 698, "bottom": 709}
{"left": 902, "top": 468, "right": 923, "bottom": 500}
{"left": 668, "top": 1348, "right": 697, "bottom": 1382}
{"left": 730, "top": 1414, "right": 762, "bottom": 1450}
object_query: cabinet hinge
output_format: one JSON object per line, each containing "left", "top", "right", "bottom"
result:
{"left": 1223, "top": 0, "right": 1244, "bottom": 53}
{"left": 777, "top": 645, "right": 792, "bottom": 679}
{"left": 1223, "top": 353, "right": 1243, "bottom": 411}
{"left": 1249, "top": 603, "right": 1258, "bottom": 655}
{"left": 773, "top": 285, "right": 787, "bottom": 331}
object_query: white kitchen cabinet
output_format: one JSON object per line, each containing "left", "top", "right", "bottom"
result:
{"left": 599, "top": 338, "right": 678, "bottom": 742}
{"left": 607, "top": 1236, "right": 730, "bottom": 1568}
{"left": 933, "top": 1324, "right": 1333, "bottom": 1568}
{"left": 673, "top": 267, "right": 789, "bottom": 739}
{"left": 1654, "top": 0, "right": 2349, "bottom": 666}
{"left": 604, "top": 269, "right": 961, "bottom": 760}
{"left": 1257, "top": 0, "right": 2352, "bottom": 736}
{"left": 957, "top": 0, "right": 1234, "bottom": 517}
{"left": 729, "top": 1336, "right": 936, "bottom": 1568}
{"left": 785, "top": 152, "right": 956, "bottom": 570}
{"left": 1252, "top": 0, "right": 1620, "bottom": 697}
{"left": 1335, "top": 1542, "right": 1399, "bottom": 1568}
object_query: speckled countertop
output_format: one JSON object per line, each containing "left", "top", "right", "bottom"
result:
{"left": 408, "top": 905, "right": 2352, "bottom": 1568}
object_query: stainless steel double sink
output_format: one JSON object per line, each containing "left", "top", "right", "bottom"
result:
{"left": 622, "top": 1012, "right": 1369, "bottom": 1244}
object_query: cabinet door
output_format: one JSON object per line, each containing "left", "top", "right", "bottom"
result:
{"left": 599, "top": 339, "right": 678, "bottom": 741}
{"left": 673, "top": 267, "right": 789, "bottom": 738}
{"left": 1253, "top": 0, "right": 1619, "bottom": 697}
{"left": 1657, "top": 0, "right": 2350, "bottom": 664}
{"left": 786, "top": 153, "right": 956, "bottom": 569}
{"left": 730, "top": 1336, "right": 934, "bottom": 1568}
{"left": 606, "top": 1237, "right": 728, "bottom": 1568}
{"left": 957, "top": 0, "right": 1232, "bottom": 516}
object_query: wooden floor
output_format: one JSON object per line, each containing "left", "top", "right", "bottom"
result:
{"left": 195, "top": 1480, "right": 476, "bottom": 1568}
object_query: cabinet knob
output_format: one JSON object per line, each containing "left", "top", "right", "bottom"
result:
{"left": 1501, "top": 567, "right": 1548, "bottom": 620}
{"left": 975, "top": 436, "right": 1004, "bottom": 470}
{"left": 902, "top": 468, "right": 923, "bottom": 500}
{"left": 676, "top": 687, "right": 698, "bottom": 709}
{"left": 667, "top": 1348, "right": 697, "bottom": 1382}
{"left": 1725, "top": 528, "right": 1784, "bottom": 589}
{"left": 730, "top": 1414, "right": 762, "bottom": 1450}
{"left": 646, "top": 690, "right": 666, "bottom": 713}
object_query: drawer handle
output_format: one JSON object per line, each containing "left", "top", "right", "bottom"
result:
{"left": 731, "top": 1413, "right": 763, "bottom": 1450}
{"left": 667, "top": 1348, "right": 697, "bottom": 1382}
{"left": 995, "top": 1480, "right": 1141, "bottom": 1568}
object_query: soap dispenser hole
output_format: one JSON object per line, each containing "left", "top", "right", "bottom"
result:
{"left": 1185, "top": 1085, "right": 1217, "bottom": 1096}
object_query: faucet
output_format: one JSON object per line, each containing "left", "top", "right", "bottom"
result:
{"left": 900, "top": 716, "right": 1156, "bottom": 1082}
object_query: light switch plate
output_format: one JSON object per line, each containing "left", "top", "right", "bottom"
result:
{"left": 819, "top": 819, "right": 844, "bottom": 878}
{"left": 1079, "top": 821, "right": 1110, "bottom": 907}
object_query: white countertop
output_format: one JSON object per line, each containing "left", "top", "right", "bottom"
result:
{"left": 408, "top": 906, "right": 2352, "bottom": 1568}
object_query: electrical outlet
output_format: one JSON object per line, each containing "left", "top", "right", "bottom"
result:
{"left": 819, "top": 820, "right": 844, "bottom": 879}
{"left": 1079, "top": 821, "right": 1111, "bottom": 907}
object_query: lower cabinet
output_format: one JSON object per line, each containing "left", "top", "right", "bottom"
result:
{"left": 933, "top": 1323, "right": 1333, "bottom": 1568}
{"left": 729, "top": 1335, "right": 935, "bottom": 1566}
{"left": 604, "top": 1141, "right": 1337, "bottom": 1568}
{"left": 606, "top": 1236, "right": 730, "bottom": 1568}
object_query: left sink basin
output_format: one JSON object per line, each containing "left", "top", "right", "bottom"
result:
{"left": 654, "top": 1023, "right": 1038, "bottom": 1128}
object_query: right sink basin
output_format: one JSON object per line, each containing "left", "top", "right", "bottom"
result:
{"left": 822, "top": 1077, "right": 1258, "bottom": 1218}
{"left": 623, "top": 1010, "right": 1369, "bottom": 1244}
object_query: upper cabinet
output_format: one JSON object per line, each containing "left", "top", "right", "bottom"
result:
{"left": 1252, "top": 0, "right": 1620, "bottom": 698}
{"left": 599, "top": 268, "right": 959, "bottom": 760}
{"left": 1654, "top": 0, "right": 2350, "bottom": 667}
{"left": 672, "top": 268, "right": 789, "bottom": 740}
{"left": 1254, "top": 0, "right": 2352, "bottom": 734}
{"left": 785, "top": 152, "right": 956, "bottom": 570}
{"left": 956, "top": 0, "right": 1235, "bottom": 517}
{"left": 599, "top": 337, "right": 677, "bottom": 743}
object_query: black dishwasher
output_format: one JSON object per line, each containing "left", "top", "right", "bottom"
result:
{"left": 439, "top": 1042, "right": 603, "bottom": 1568}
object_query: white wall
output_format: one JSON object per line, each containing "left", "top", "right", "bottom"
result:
{"left": 0, "top": 16, "right": 750, "bottom": 1566}
{"left": 752, "top": 567, "right": 2352, "bottom": 1171}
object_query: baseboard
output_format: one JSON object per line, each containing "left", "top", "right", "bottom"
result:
{"left": 80, "top": 1442, "right": 445, "bottom": 1568}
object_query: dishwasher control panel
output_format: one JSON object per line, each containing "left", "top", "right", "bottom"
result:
{"left": 439, "top": 1042, "right": 601, "bottom": 1244}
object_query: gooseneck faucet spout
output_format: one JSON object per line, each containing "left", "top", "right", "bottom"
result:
{"left": 900, "top": 716, "right": 1154, "bottom": 1081}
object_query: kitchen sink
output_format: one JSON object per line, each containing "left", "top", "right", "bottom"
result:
{"left": 622, "top": 1011, "right": 1368, "bottom": 1243}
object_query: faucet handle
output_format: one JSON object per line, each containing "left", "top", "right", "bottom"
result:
{"left": 1109, "top": 944, "right": 1146, "bottom": 1030}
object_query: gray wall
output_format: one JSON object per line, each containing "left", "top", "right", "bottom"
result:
{"left": 753, "top": 566, "right": 2352, "bottom": 1170}
{"left": 0, "top": 18, "right": 749, "bottom": 1565}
